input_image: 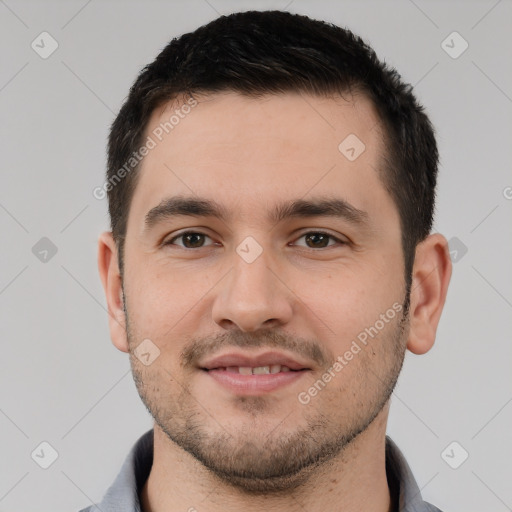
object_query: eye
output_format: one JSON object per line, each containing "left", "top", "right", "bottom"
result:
{"left": 291, "top": 231, "right": 347, "bottom": 249}
{"left": 164, "top": 231, "right": 215, "bottom": 249}
{"left": 163, "top": 230, "right": 348, "bottom": 250}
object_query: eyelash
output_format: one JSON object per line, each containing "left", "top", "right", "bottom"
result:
{"left": 163, "top": 230, "right": 348, "bottom": 250}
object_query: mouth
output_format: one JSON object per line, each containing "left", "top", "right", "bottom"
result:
{"left": 201, "top": 365, "right": 306, "bottom": 374}
{"left": 199, "top": 350, "right": 312, "bottom": 372}
{"left": 198, "top": 351, "right": 312, "bottom": 394}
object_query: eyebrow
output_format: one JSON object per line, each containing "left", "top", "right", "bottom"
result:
{"left": 143, "top": 195, "right": 370, "bottom": 233}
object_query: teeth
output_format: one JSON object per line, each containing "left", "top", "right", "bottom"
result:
{"left": 252, "top": 366, "right": 270, "bottom": 374}
{"left": 223, "top": 365, "right": 293, "bottom": 374}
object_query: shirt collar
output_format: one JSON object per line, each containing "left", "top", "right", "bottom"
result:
{"left": 82, "top": 429, "right": 442, "bottom": 512}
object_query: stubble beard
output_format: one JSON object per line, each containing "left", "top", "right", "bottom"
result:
{"left": 126, "top": 300, "right": 408, "bottom": 494}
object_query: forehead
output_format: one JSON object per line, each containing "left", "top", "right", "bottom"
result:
{"left": 128, "top": 91, "right": 396, "bottom": 231}
{"left": 146, "top": 90, "right": 382, "bottom": 163}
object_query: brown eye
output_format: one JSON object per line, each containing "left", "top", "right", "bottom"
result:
{"left": 165, "top": 232, "right": 213, "bottom": 249}
{"left": 293, "top": 231, "right": 346, "bottom": 249}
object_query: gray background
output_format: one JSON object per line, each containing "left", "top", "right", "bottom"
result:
{"left": 1, "top": 0, "right": 511, "bottom": 510}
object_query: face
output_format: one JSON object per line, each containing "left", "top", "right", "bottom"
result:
{"left": 122, "top": 91, "right": 409, "bottom": 492}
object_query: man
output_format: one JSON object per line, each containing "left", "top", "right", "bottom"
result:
{"left": 84, "top": 9, "right": 452, "bottom": 512}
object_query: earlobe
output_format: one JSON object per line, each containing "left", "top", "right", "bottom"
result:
{"left": 406, "top": 233, "right": 452, "bottom": 355}
{"left": 97, "top": 231, "right": 129, "bottom": 353}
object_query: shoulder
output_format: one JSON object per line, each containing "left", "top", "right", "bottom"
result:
{"left": 385, "top": 436, "right": 445, "bottom": 512}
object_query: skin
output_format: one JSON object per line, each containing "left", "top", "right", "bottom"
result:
{"left": 98, "top": 91, "right": 452, "bottom": 512}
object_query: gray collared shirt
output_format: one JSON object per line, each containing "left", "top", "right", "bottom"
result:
{"left": 78, "top": 429, "right": 443, "bottom": 512}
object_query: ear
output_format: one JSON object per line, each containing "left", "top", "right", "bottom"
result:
{"left": 406, "top": 233, "right": 452, "bottom": 355}
{"left": 97, "top": 231, "right": 129, "bottom": 353}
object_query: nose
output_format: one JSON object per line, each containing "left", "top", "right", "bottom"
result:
{"left": 211, "top": 245, "right": 294, "bottom": 332}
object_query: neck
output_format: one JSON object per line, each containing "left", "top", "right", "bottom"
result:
{"left": 141, "top": 407, "right": 392, "bottom": 512}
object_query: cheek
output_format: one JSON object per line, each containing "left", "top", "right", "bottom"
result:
{"left": 128, "top": 260, "right": 211, "bottom": 326}
{"left": 125, "top": 261, "right": 223, "bottom": 371}
{"left": 292, "top": 263, "right": 401, "bottom": 346}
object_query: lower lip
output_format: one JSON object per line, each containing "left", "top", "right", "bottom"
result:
{"left": 203, "top": 368, "right": 309, "bottom": 394}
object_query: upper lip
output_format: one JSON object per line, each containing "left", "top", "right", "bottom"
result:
{"left": 199, "top": 351, "right": 312, "bottom": 371}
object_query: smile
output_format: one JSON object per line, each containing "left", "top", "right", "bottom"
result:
{"left": 202, "top": 366, "right": 310, "bottom": 394}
